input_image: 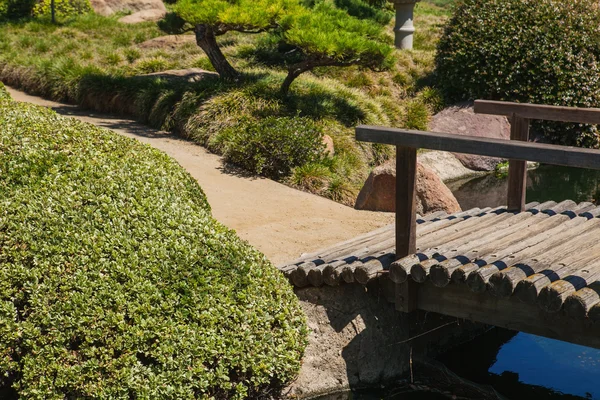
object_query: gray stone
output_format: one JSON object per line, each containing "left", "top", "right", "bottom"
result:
{"left": 141, "top": 68, "right": 219, "bottom": 83}
{"left": 119, "top": 8, "right": 166, "bottom": 23}
{"left": 90, "top": 0, "right": 166, "bottom": 16}
{"left": 284, "top": 278, "right": 487, "bottom": 398}
{"left": 429, "top": 102, "right": 511, "bottom": 172}
{"left": 418, "top": 150, "right": 483, "bottom": 182}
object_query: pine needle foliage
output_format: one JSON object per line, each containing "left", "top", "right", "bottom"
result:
{"left": 170, "top": 0, "right": 299, "bottom": 80}
{"left": 279, "top": 1, "right": 392, "bottom": 94}
{"left": 173, "top": 0, "right": 296, "bottom": 28}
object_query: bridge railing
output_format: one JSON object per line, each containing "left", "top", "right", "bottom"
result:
{"left": 356, "top": 100, "right": 600, "bottom": 260}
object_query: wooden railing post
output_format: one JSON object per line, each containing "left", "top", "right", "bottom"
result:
{"left": 395, "top": 145, "right": 418, "bottom": 313}
{"left": 507, "top": 114, "right": 530, "bottom": 211}
{"left": 396, "top": 145, "right": 418, "bottom": 258}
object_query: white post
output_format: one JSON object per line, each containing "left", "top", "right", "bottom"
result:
{"left": 389, "top": 0, "right": 419, "bottom": 50}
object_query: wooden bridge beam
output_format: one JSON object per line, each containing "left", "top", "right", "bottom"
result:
{"left": 417, "top": 281, "right": 600, "bottom": 350}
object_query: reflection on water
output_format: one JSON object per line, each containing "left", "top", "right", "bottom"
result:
{"left": 449, "top": 165, "right": 600, "bottom": 210}
{"left": 490, "top": 333, "right": 600, "bottom": 398}
{"left": 440, "top": 328, "right": 599, "bottom": 400}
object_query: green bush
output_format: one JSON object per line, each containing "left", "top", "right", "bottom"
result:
{"left": 334, "top": 0, "right": 392, "bottom": 25}
{"left": 0, "top": 0, "right": 37, "bottom": 19}
{"left": 435, "top": 0, "right": 600, "bottom": 147}
{"left": 0, "top": 86, "right": 307, "bottom": 399}
{"left": 34, "top": 0, "right": 92, "bottom": 19}
{"left": 213, "top": 116, "right": 327, "bottom": 179}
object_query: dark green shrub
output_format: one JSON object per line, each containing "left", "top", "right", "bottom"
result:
{"left": 0, "top": 86, "right": 307, "bottom": 399}
{"left": 214, "top": 116, "right": 326, "bottom": 179}
{"left": 0, "top": 0, "right": 37, "bottom": 19}
{"left": 435, "top": 0, "right": 600, "bottom": 147}
{"left": 333, "top": 0, "right": 393, "bottom": 25}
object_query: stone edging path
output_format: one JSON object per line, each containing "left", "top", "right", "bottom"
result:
{"left": 6, "top": 86, "right": 393, "bottom": 265}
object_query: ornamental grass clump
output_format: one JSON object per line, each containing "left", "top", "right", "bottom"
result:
{"left": 0, "top": 84, "right": 307, "bottom": 399}
{"left": 435, "top": 0, "right": 600, "bottom": 147}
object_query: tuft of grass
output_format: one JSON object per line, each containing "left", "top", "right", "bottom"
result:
{"left": 289, "top": 162, "right": 332, "bottom": 193}
{"left": 134, "top": 57, "right": 172, "bottom": 74}
{"left": 404, "top": 99, "right": 431, "bottom": 130}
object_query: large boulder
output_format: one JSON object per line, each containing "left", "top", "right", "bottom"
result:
{"left": 355, "top": 159, "right": 461, "bottom": 214}
{"left": 119, "top": 8, "right": 166, "bottom": 23}
{"left": 418, "top": 150, "right": 480, "bottom": 182}
{"left": 429, "top": 102, "right": 511, "bottom": 171}
{"left": 90, "top": 0, "right": 166, "bottom": 17}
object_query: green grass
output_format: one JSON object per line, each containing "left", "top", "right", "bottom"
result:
{"left": 0, "top": 83, "right": 307, "bottom": 399}
{"left": 0, "top": 2, "right": 452, "bottom": 205}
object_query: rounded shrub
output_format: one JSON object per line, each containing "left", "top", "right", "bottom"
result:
{"left": 212, "top": 116, "right": 327, "bottom": 179}
{"left": 0, "top": 0, "right": 37, "bottom": 19}
{"left": 435, "top": 0, "right": 600, "bottom": 147}
{"left": 0, "top": 86, "right": 307, "bottom": 399}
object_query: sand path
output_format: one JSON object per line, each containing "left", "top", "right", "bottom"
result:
{"left": 6, "top": 86, "right": 393, "bottom": 265}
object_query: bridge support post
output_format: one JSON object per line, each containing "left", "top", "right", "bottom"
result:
{"left": 507, "top": 114, "right": 530, "bottom": 211}
{"left": 395, "top": 145, "right": 417, "bottom": 258}
{"left": 395, "top": 145, "right": 418, "bottom": 312}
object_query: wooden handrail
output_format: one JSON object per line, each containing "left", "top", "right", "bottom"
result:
{"left": 357, "top": 99, "right": 600, "bottom": 312}
{"left": 474, "top": 100, "right": 600, "bottom": 124}
{"left": 356, "top": 101, "right": 600, "bottom": 247}
{"left": 355, "top": 126, "right": 600, "bottom": 169}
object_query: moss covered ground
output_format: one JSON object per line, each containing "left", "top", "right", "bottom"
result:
{"left": 0, "top": 0, "right": 453, "bottom": 205}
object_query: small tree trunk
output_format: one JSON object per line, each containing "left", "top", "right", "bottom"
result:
{"left": 280, "top": 59, "right": 345, "bottom": 96}
{"left": 195, "top": 24, "right": 240, "bottom": 81}
{"left": 51, "top": 0, "right": 56, "bottom": 23}
{"left": 280, "top": 70, "right": 302, "bottom": 96}
{"left": 280, "top": 63, "right": 313, "bottom": 96}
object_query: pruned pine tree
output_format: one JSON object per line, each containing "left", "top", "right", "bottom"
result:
{"left": 172, "top": 0, "right": 298, "bottom": 81}
{"left": 279, "top": 2, "right": 392, "bottom": 94}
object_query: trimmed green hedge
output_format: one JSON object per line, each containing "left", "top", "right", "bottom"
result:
{"left": 0, "top": 84, "right": 307, "bottom": 399}
{"left": 435, "top": 0, "right": 600, "bottom": 147}
{"left": 213, "top": 116, "right": 326, "bottom": 179}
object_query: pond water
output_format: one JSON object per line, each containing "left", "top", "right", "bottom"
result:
{"left": 317, "top": 165, "right": 600, "bottom": 400}
{"left": 448, "top": 164, "right": 600, "bottom": 210}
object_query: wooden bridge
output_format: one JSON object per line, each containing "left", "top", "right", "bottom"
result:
{"left": 279, "top": 100, "right": 600, "bottom": 350}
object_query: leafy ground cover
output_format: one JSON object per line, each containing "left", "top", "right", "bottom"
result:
{"left": 0, "top": 0, "right": 452, "bottom": 205}
{"left": 0, "top": 83, "right": 307, "bottom": 399}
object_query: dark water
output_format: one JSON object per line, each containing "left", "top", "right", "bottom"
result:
{"left": 449, "top": 165, "right": 600, "bottom": 210}
{"left": 317, "top": 165, "right": 600, "bottom": 400}
{"left": 442, "top": 165, "right": 600, "bottom": 400}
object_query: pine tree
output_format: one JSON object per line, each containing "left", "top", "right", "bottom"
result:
{"left": 278, "top": 2, "right": 392, "bottom": 94}
{"left": 171, "top": 0, "right": 298, "bottom": 81}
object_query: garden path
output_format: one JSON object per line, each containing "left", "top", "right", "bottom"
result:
{"left": 6, "top": 86, "right": 393, "bottom": 265}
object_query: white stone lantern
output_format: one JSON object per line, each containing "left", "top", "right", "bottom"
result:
{"left": 389, "top": 0, "right": 420, "bottom": 50}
